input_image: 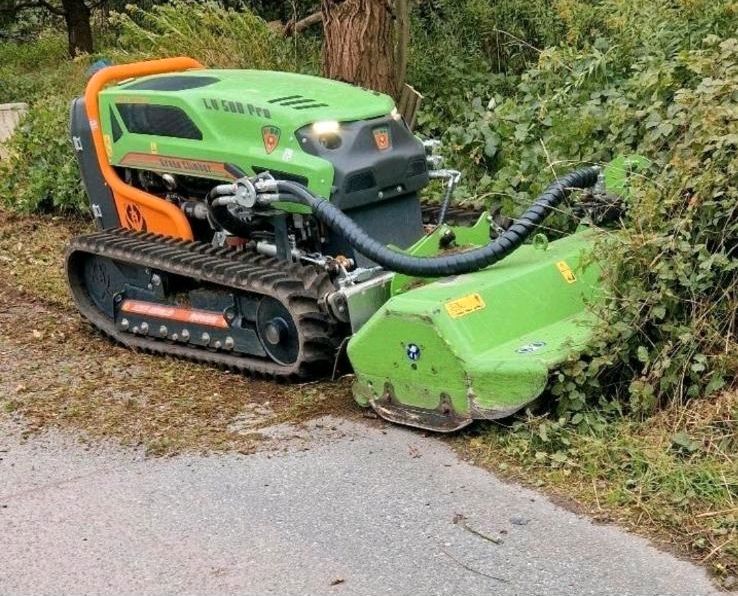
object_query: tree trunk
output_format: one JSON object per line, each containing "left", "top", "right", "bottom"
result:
{"left": 321, "top": 0, "right": 400, "bottom": 98}
{"left": 61, "top": 0, "right": 93, "bottom": 57}
{"left": 394, "top": 0, "right": 409, "bottom": 92}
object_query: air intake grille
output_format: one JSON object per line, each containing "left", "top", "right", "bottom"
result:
{"left": 345, "top": 171, "right": 376, "bottom": 193}
{"left": 123, "top": 75, "right": 220, "bottom": 91}
{"left": 268, "top": 95, "right": 329, "bottom": 110}
{"left": 117, "top": 104, "right": 202, "bottom": 140}
{"left": 406, "top": 157, "right": 427, "bottom": 177}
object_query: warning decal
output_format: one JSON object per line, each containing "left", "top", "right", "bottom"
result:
{"left": 556, "top": 260, "right": 577, "bottom": 284}
{"left": 444, "top": 293, "right": 486, "bottom": 319}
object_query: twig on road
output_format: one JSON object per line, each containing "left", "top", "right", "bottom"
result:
{"left": 440, "top": 545, "right": 509, "bottom": 583}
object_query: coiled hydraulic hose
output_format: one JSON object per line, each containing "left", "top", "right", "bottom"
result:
{"left": 267, "top": 166, "right": 600, "bottom": 278}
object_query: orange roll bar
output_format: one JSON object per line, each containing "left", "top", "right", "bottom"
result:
{"left": 84, "top": 57, "right": 204, "bottom": 239}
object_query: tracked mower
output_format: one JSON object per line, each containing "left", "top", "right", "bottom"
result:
{"left": 66, "top": 57, "right": 643, "bottom": 432}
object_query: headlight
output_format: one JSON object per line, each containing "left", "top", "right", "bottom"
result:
{"left": 312, "top": 120, "right": 340, "bottom": 135}
{"left": 310, "top": 120, "right": 342, "bottom": 150}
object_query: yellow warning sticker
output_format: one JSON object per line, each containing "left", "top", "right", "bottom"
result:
{"left": 556, "top": 260, "right": 577, "bottom": 284}
{"left": 103, "top": 134, "right": 113, "bottom": 158}
{"left": 444, "top": 293, "right": 486, "bottom": 318}
{"left": 150, "top": 141, "right": 158, "bottom": 155}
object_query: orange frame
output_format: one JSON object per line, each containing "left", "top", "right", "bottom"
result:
{"left": 84, "top": 56, "right": 204, "bottom": 240}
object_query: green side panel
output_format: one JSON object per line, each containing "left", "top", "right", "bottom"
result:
{"left": 97, "top": 69, "right": 396, "bottom": 201}
{"left": 348, "top": 229, "right": 601, "bottom": 424}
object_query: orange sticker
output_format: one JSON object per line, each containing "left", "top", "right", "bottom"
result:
{"left": 121, "top": 300, "right": 229, "bottom": 329}
{"left": 262, "top": 125, "right": 281, "bottom": 154}
{"left": 119, "top": 153, "right": 236, "bottom": 180}
{"left": 373, "top": 126, "right": 391, "bottom": 151}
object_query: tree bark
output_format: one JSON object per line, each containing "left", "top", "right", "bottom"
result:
{"left": 321, "top": 0, "right": 400, "bottom": 99}
{"left": 60, "top": 0, "right": 93, "bottom": 56}
{"left": 394, "top": 0, "right": 409, "bottom": 91}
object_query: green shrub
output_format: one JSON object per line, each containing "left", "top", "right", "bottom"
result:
{"left": 412, "top": 0, "right": 737, "bottom": 415}
{"left": 108, "top": 0, "right": 319, "bottom": 73}
{"left": 555, "top": 37, "right": 738, "bottom": 414}
{"left": 0, "top": 94, "right": 87, "bottom": 214}
{"left": 0, "top": 38, "right": 90, "bottom": 214}
{"left": 0, "top": 34, "right": 71, "bottom": 103}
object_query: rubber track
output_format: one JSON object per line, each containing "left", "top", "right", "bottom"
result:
{"left": 65, "top": 229, "right": 342, "bottom": 380}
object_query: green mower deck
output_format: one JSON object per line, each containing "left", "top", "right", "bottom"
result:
{"left": 349, "top": 228, "right": 601, "bottom": 431}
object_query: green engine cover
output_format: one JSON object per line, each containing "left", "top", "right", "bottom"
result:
{"left": 97, "top": 69, "right": 396, "bottom": 199}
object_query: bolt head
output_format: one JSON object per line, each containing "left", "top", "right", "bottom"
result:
{"left": 120, "top": 318, "right": 129, "bottom": 330}
{"left": 159, "top": 325, "right": 168, "bottom": 337}
{"left": 224, "top": 337, "right": 235, "bottom": 350}
{"left": 201, "top": 332, "right": 211, "bottom": 344}
{"left": 140, "top": 322, "right": 149, "bottom": 335}
{"left": 181, "top": 329, "right": 190, "bottom": 341}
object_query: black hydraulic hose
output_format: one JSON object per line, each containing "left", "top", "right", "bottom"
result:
{"left": 273, "top": 166, "right": 600, "bottom": 277}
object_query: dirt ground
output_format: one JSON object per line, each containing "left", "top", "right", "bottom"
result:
{"left": 0, "top": 210, "right": 361, "bottom": 455}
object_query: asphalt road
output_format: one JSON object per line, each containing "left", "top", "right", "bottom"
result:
{"left": 0, "top": 417, "right": 725, "bottom": 596}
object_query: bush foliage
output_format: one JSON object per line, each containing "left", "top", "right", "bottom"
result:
{"left": 551, "top": 36, "right": 738, "bottom": 414}
{"left": 409, "top": 0, "right": 738, "bottom": 416}
{"left": 108, "top": 0, "right": 318, "bottom": 72}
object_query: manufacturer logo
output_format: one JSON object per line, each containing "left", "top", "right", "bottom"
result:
{"left": 373, "top": 126, "right": 391, "bottom": 151}
{"left": 124, "top": 203, "right": 147, "bottom": 231}
{"left": 262, "top": 126, "right": 281, "bottom": 154}
{"left": 516, "top": 341, "right": 546, "bottom": 354}
{"left": 406, "top": 343, "right": 421, "bottom": 361}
